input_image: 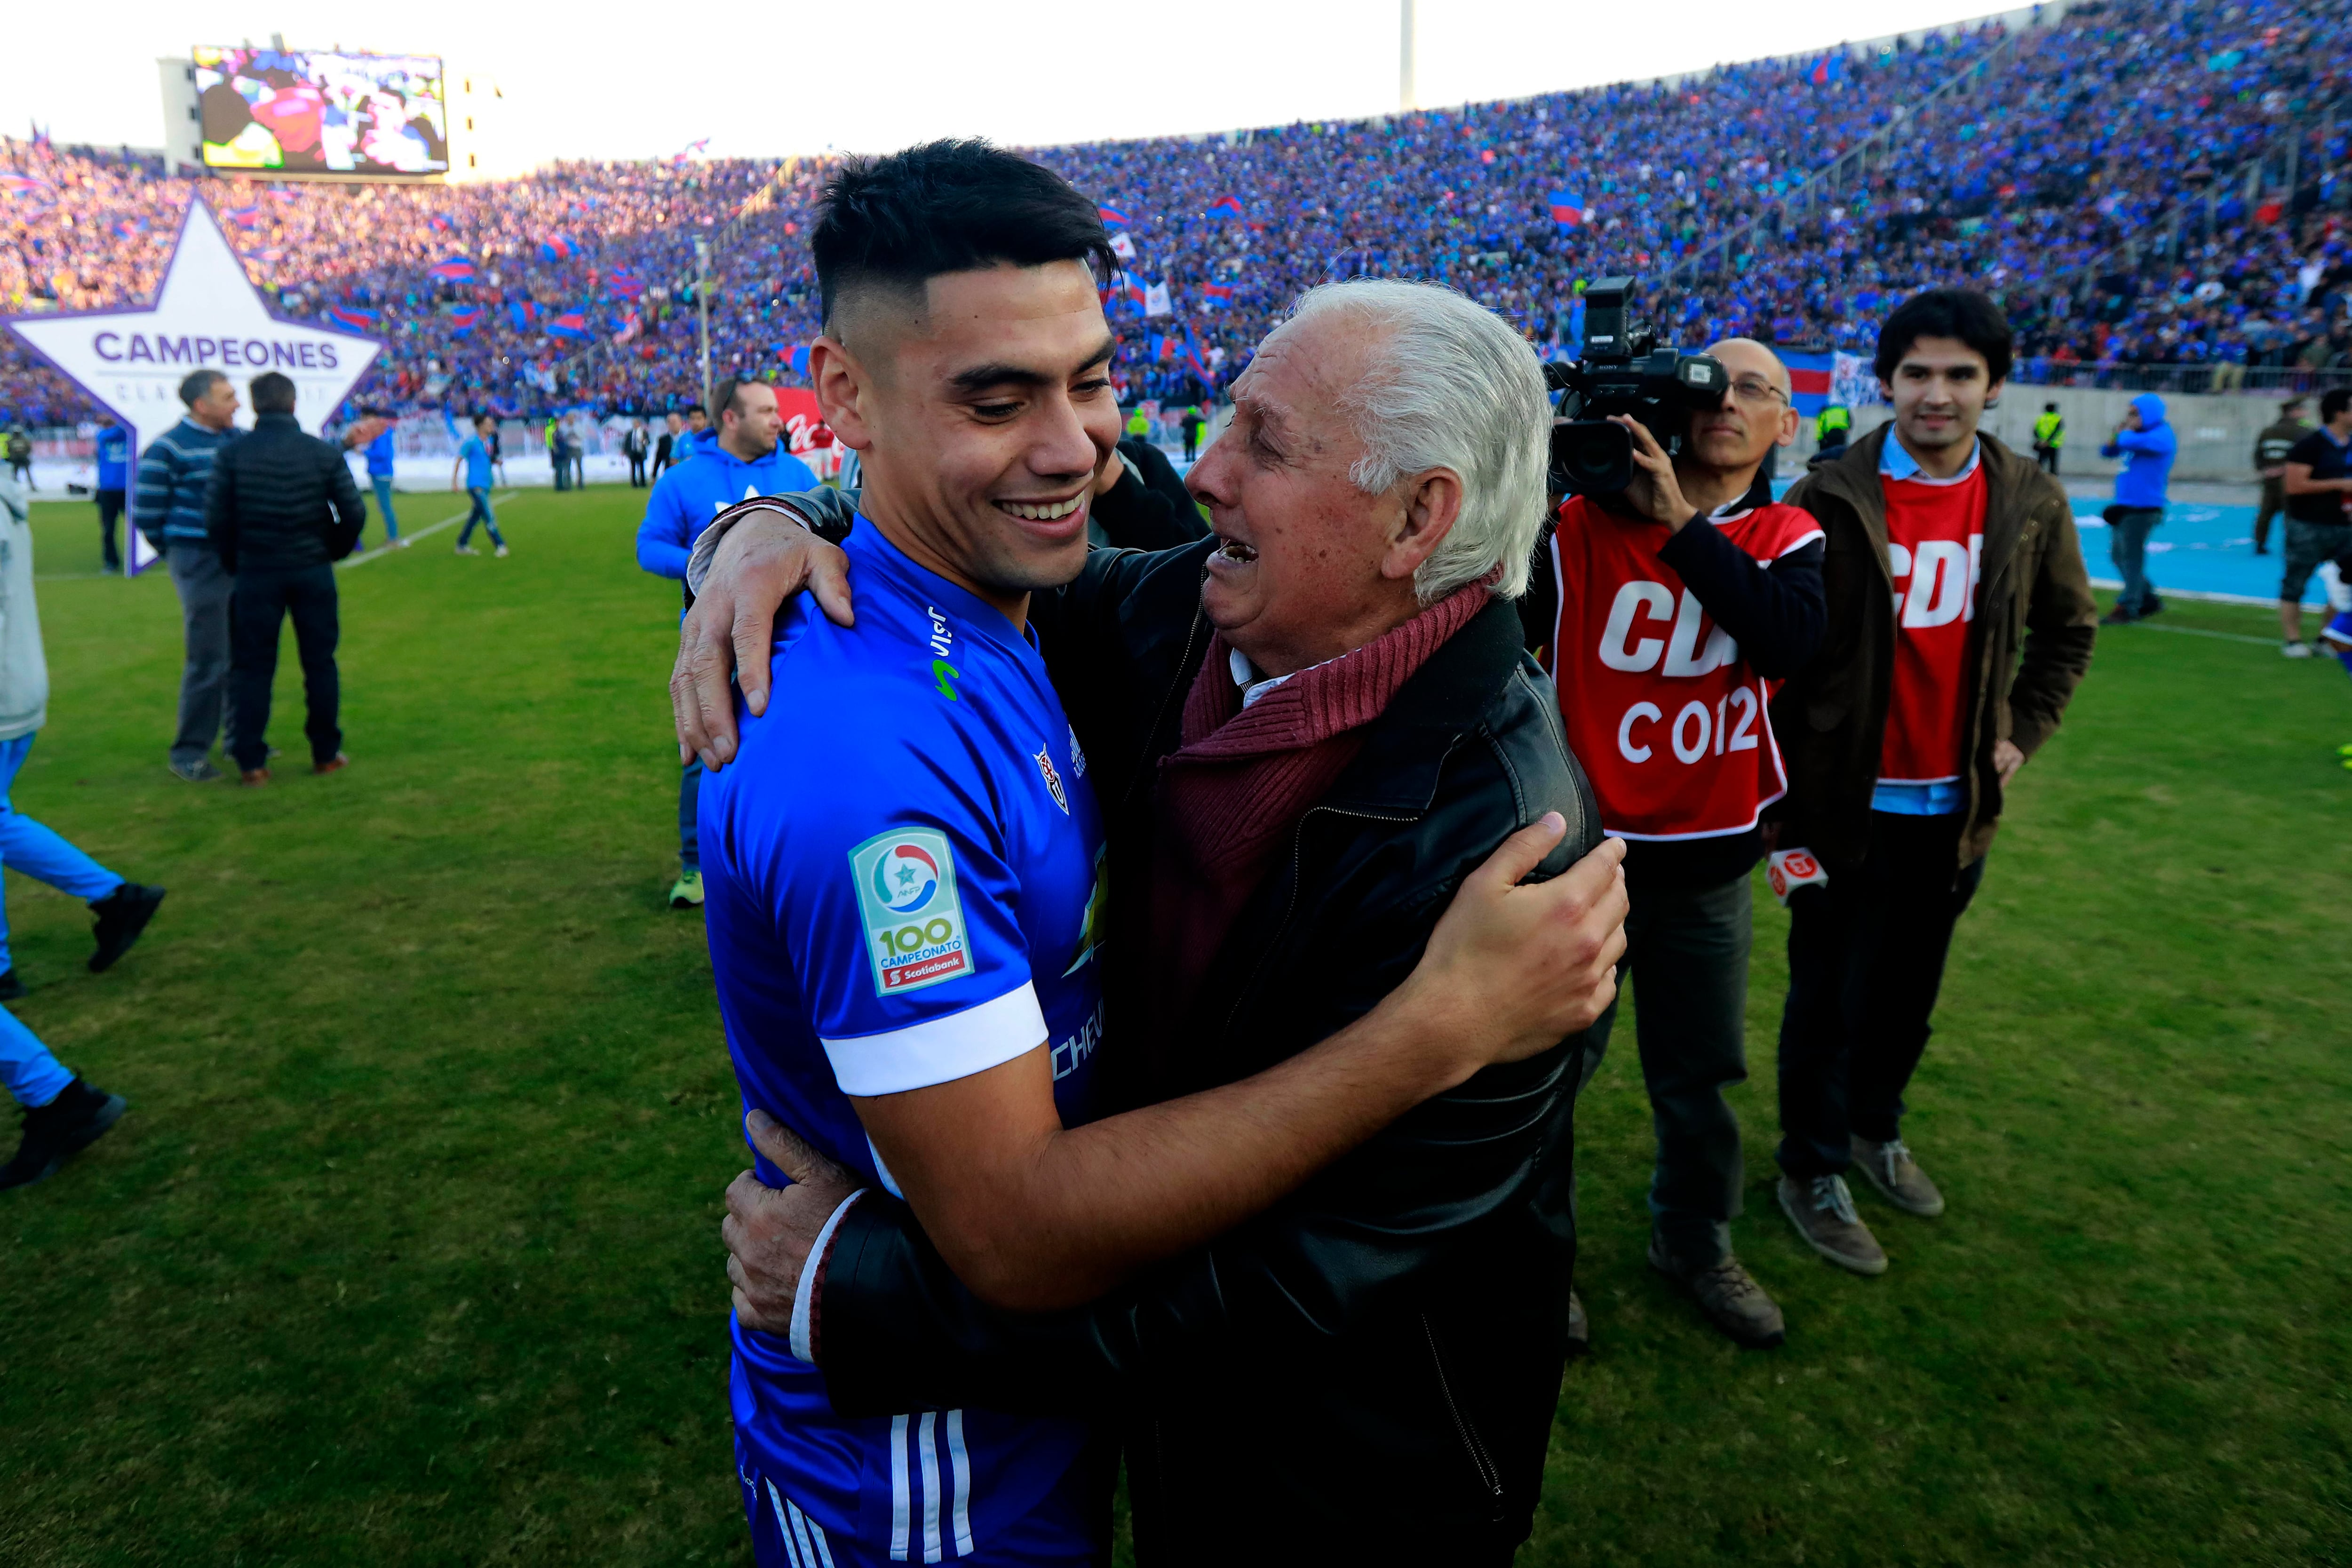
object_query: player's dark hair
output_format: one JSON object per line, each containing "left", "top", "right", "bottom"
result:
{"left": 178, "top": 368, "right": 226, "bottom": 407}
{"left": 1874, "top": 288, "right": 2014, "bottom": 385}
{"left": 250, "top": 372, "right": 298, "bottom": 414}
{"left": 474, "top": 412, "right": 496, "bottom": 429}
{"left": 813, "top": 139, "right": 1114, "bottom": 332}
{"left": 2322, "top": 388, "right": 2352, "bottom": 423}
{"left": 683, "top": 403, "right": 706, "bottom": 418}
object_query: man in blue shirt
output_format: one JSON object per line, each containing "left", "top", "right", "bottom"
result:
{"left": 636, "top": 378, "right": 815, "bottom": 910}
{"left": 448, "top": 414, "right": 506, "bottom": 557}
{"left": 2098, "top": 392, "right": 2176, "bottom": 625}
{"left": 362, "top": 411, "right": 405, "bottom": 550}
{"left": 94, "top": 423, "right": 128, "bottom": 573}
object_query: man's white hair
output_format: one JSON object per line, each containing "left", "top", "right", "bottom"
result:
{"left": 1284, "top": 279, "right": 1550, "bottom": 603}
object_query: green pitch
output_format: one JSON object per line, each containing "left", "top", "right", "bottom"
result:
{"left": 0, "top": 486, "right": 2345, "bottom": 1567}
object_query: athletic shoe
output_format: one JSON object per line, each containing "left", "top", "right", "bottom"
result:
{"left": 2320, "top": 612, "right": 2352, "bottom": 651}
{"left": 88, "top": 883, "right": 166, "bottom": 973}
{"left": 2283, "top": 641, "right": 2314, "bottom": 659}
{"left": 393, "top": 537, "right": 411, "bottom": 549}
{"left": 668, "top": 870, "right": 705, "bottom": 910}
{"left": 312, "top": 753, "right": 350, "bottom": 776}
{"left": 1852, "top": 1135, "right": 1946, "bottom": 1217}
{"left": 454, "top": 545, "right": 480, "bottom": 556}
{"left": 2337, "top": 744, "right": 2352, "bottom": 759}
{"left": 0, "top": 969, "right": 24, "bottom": 1002}
{"left": 494, "top": 545, "right": 510, "bottom": 558}
{"left": 1778, "top": 1174, "right": 1888, "bottom": 1276}
{"left": 2099, "top": 608, "right": 2137, "bottom": 627}
{"left": 168, "top": 757, "right": 225, "bottom": 783}
{"left": 239, "top": 767, "right": 271, "bottom": 786}
{"left": 1563, "top": 1289, "right": 1589, "bottom": 1358}
{"left": 1648, "top": 1236, "right": 1785, "bottom": 1348}
{"left": 0, "top": 1078, "right": 127, "bottom": 1192}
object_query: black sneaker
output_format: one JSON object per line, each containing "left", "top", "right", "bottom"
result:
{"left": 0, "top": 969, "right": 22, "bottom": 1002}
{"left": 0, "top": 1078, "right": 127, "bottom": 1191}
{"left": 89, "top": 883, "right": 166, "bottom": 973}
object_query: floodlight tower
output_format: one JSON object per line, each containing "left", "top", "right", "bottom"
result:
{"left": 1400, "top": 0, "right": 1417, "bottom": 112}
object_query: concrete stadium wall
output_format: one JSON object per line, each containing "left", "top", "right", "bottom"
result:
{"left": 1790, "top": 386, "right": 2299, "bottom": 484}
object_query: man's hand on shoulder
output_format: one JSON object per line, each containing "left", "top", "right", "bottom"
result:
{"left": 1390, "top": 817, "right": 1628, "bottom": 1078}
{"left": 723, "top": 1111, "right": 863, "bottom": 1348}
{"left": 674, "top": 511, "right": 857, "bottom": 770}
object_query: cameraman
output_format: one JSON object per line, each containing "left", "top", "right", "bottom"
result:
{"left": 1524, "top": 339, "right": 1826, "bottom": 1349}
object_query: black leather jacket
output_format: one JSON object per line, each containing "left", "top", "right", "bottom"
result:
{"left": 733, "top": 494, "right": 1602, "bottom": 1562}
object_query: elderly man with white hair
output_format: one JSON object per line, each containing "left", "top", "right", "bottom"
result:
{"left": 677, "top": 274, "right": 1625, "bottom": 1565}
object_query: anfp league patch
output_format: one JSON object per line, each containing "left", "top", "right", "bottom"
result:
{"left": 849, "top": 828, "right": 973, "bottom": 994}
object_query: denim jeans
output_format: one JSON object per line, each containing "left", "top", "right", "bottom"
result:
{"left": 370, "top": 476, "right": 401, "bottom": 541}
{"left": 0, "top": 732, "right": 123, "bottom": 974}
{"left": 2108, "top": 506, "right": 2163, "bottom": 615}
{"left": 1577, "top": 866, "right": 1755, "bottom": 1269}
{"left": 228, "top": 566, "right": 342, "bottom": 772}
{"left": 458, "top": 488, "right": 504, "bottom": 549}
{"left": 1777, "top": 812, "right": 1985, "bottom": 1179}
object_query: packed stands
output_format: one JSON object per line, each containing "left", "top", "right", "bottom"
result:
{"left": 4, "top": 0, "right": 2351, "bottom": 429}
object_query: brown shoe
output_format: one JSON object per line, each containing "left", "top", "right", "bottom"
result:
{"left": 238, "top": 767, "right": 271, "bottom": 786}
{"left": 312, "top": 753, "right": 350, "bottom": 776}
{"left": 1852, "top": 1136, "right": 1945, "bottom": 1217}
{"left": 1649, "top": 1236, "right": 1785, "bottom": 1348}
{"left": 1778, "top": 1175, "right": 1888, "bottom": 1276}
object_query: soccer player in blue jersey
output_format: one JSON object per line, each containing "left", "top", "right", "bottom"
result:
{"left": 637, "top": 378, "right": 816, "bottom": 910}
{"left": 698, "top": 144, "right": 1624, "bottom": 1568}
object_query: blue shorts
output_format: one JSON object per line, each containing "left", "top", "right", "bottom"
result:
{"left": 736, "top": 1432, "right": 1108, "bottom": 1568}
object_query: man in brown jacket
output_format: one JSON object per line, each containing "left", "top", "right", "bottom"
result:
{"left": 1769, "top": 289, "right": 2097, "bottom": 1275}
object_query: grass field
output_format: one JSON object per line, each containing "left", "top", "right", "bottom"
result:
{"left": 0, "top": 484, "right": 2346, "bottom": 1568}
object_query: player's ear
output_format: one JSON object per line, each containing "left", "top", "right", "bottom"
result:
{"left": 810, "top": 337, "right": 873, "bottom": 451}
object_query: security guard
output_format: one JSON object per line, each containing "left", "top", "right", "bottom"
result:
{"left": 2033, "top": 402, "right": 2065, "bottom": 474}
{"left": 2252, "top": 397, "right": 2311, "bottom": 556}
{"left": 1815, "top": 402, "right": 1852, "bottom": 453}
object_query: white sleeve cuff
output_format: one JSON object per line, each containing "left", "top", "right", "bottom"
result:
{"left": 684, "top": 501, "right": 809, "bottom": 595}
{"left": 819, "top": 982, "right": 1047, "bottom": 1097}
{"left": 788, "top": 1188, "right": 865, "bottom": 1363}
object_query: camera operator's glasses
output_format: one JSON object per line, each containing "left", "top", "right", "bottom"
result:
{"left": 1728, "top": 376, "right": 1790, "bottom": 406}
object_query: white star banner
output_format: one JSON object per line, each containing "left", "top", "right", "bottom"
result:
{"left": 3, "top": 199, "right": 382, "bottom": 575}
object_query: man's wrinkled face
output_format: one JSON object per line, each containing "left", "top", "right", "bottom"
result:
{"left": 1184, "top": 313, "right": 1402, "bottom": 673}
{"left": 1885, "top": 336, "right": 1999, "bottom": 454}
{"left": 821, "top": 260, "right": 1118, "bottom": 600}
{"left": 1687, "top": 338, "right": 1797, "bottom": 474}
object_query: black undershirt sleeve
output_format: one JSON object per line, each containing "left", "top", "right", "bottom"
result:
{"left": 1653, "top": 521, "right": 1827, "bottom": 678}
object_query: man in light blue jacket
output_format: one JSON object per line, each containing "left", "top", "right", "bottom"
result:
{"left": 2099, "top": 392, "right": 2177, "bottom": 625}
{"left": 635, "top": 378, "right": 815, "bottom": 909}
{"left": 0, "top": 468, "right": 168, "bottom": 1191}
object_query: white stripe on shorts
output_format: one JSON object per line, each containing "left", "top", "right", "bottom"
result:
{"left": 890, "top": 1414, "right": 913, "bottom": 1560}
{"left": 946, "top": 1409, "right": 973, "bottom": 1556}
{"left": 765, "top": 1479, "right": 807, "bottom": 1568}
{"left": 918, "top": 1410, "right": 944, "bottom": 1563}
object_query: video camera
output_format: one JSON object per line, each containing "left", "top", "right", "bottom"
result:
{"left": 1547, "top": 276, "right": 1731, "bottom": 498}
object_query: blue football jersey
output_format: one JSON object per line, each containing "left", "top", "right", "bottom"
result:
{"left": 701, "top": 519, "right": 1109, "bottom": 1564}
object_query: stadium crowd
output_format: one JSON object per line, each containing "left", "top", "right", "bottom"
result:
{"left": 7, "top": 0, "right": 2352, "bottom": 430}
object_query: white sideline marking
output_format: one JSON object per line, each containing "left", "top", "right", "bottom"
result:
{"left": 338, "top": 491, "right": 520, "bottom": 570}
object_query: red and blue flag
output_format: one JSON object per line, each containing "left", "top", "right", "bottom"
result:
{"left": 607, "top": 269, "right": 646, "bottom": 301}
{"left": 1547, "top": 192, "right": 1593, "bottom": 228}
{"left": 1780, "top": 350, "right": 1834, "bottom": 416}
{"left": 547, "top": 309, "right": 591, "bottom": 341}
{"left": 325, "top": 306, "right": 381, "bottom": 332}
{"left": 1097, "top": 203, "right": 1132, "bottom": 229}
{"left": 1806, "top": 55, "right": 1845, "bottom": 86}
{"left": 1205, "top": 195, "right": 1244, "bottom": 221}
{"left": 449, "top": 304, "right": 484, "bottom": 335}
{"left": 428, "top": 257, "right": 477, "bottom": 281}
{"left": 539, "top": 234, "right": 579, "bottom": 263}
{"left": 508, "top": 300, "right": 540, "bottom": 331}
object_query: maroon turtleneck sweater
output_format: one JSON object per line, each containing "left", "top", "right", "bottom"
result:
{"left": 1140, "top": 582, "right": 1492, "bottom": 1076}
